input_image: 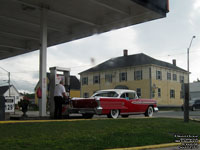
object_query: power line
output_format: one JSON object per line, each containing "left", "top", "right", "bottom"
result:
{"left": 157, "top": 49, "right": 200, "bottom": 58}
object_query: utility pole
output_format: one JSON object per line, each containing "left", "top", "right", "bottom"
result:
{"left": 184, "top": 36, "right": 196, "bottom": 123}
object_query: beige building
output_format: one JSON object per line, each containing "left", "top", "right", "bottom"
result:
{"left": 79, "top": 51, "right": 188, "bottom": 106}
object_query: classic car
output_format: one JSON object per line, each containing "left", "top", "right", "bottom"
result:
{"left": 62, "top": 89, "right": 158, "bottom": 119}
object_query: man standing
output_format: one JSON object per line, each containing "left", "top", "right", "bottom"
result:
{"left": 54, "top": 80, "right": 67, "bottom": 119}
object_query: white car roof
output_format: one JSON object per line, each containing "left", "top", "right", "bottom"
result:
{"left": 95, "top": 89, "right": 136, "bottom": 95}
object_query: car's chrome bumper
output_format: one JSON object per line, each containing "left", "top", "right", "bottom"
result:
{"left": 154, "top": 107, "right": 159, "bottom": 112}
{"left": 68, "top": 107, "right": 102, "bottom": 115}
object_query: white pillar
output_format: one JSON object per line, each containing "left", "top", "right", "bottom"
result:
{"left": 39, "top": 7, "right": 47, "bottom": 116}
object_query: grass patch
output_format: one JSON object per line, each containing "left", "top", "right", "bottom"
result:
{"left": 0, "top": 118, "right": 199, "bottom": 150}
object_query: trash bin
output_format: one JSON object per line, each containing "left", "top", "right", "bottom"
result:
{"left": 0, "top": 96, "right": 5, "bottom": 121}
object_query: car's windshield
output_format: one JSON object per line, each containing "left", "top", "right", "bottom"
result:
{"left": 92, "top": 91, "right": 119, "bottom": 98}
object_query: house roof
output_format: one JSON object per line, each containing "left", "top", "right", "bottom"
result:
{"left": 80, "top": 53, "right": 187, "bottom": 74}
{"left": 70, "top": 76, "right": 80, "bottom": 90}
{"left": 0, "top": 85, "right": 10, "bottom": 95}
{"left": 190, "top": 82, "right": 200, "bottom": 92}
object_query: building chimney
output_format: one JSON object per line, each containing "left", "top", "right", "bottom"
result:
{"left": 123, "top": 49, "right": 128, "bottom": 56}
{"left": 172, "top": 59, "right": 176, "bottom": 66}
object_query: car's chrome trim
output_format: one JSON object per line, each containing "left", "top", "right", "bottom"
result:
{"left": 154, "top": 107, "right": 159, "bottom": 112}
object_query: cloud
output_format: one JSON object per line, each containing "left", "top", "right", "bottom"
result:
{"left": 193, "top": 0, "right": 200, "bottom": 10}
{"left": 11, "top": 79, "right": 36, "bottom": 93}
{"left": 47, "top": 26, "right": 139, "bottom": 75}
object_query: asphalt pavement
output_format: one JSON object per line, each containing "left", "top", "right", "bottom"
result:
{"left": 8, "top": 109, "right": 200, "bottom": 120}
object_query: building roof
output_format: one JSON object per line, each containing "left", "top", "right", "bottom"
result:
{"left": 80, "top": 53, "right": 187, "bottom": 74}
{"left": 0, "top": 85, "right": 19, "bottom": 95}
{"left": 190, "top": 82, "right": 200, "bottom": 92}
{"left": 0, "top": 85, "right": 10, "bottom": 95}
{"left": 70, "top": 76, "right": 80, "bottom": 90}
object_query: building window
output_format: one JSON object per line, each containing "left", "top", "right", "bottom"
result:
{"left": 93, "top": 75, "right": 100, "bottom": 84}
{"left": 158, "top": 88, "right": 161, "bottom": 97}
{"left": 83, "top": 92, "right": 89, "bottom": 98}
{"left": 119, "top": 72, "right": 127, "bottom": 82}
{"left": 105, "top": 74, "right": 112, "bottom": 83}
{"left": 82, "top": 77, "right": 88, "bottom": 85}
{"left": 152, "top": 91, "right": 155, "bottom": 98}
{"left": 156, "top": 71, "right": 162, "bottom": 80}
{"left": 180, "top": 75, "right": 184, "bottom": 83}
{"left": 136, "top": 88, "right": 141, "bottom": 97}
{"left": 173, "top": 74, "right": 177, "bottom": 81}
{"left": 180, "top": 84, "right": 184, "bottom": 99}
{"left": 170, "top": 89, "right": 175, "bottom": 98}
{"left": 134, "top": 70, "right": 143, "bottom": 80}
{"left": 180, "top": 91, "right": 184, "bottom": 99}
{"left": 167, "top": 72, "right": 171, "bottom": 80}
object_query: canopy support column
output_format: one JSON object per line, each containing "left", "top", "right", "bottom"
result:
{"left": 39, "top": 7, "right": 47, "bottom": 117}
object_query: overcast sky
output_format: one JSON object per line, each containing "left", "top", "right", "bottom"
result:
{"left": 0, "top": 0, "right": 200, "bottom": 93}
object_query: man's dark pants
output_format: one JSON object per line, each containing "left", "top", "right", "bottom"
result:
{"left": 54, "top": 96, "right": 63, "bottom": 119}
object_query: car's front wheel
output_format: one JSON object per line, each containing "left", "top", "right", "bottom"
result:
{"left": 144, "top": 106, "right": 154, "bottom": 117}
{"left": 107, "top": 109, "right": 119, "bottom": 119}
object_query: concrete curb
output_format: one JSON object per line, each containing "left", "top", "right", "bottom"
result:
{"left": 190, "top": 118, "right": 200, "bottom": 122}
{"left": 105, "top": 143, "right": 181, "bottom": 150}
{"left": 105, "top": 141, "right": 200, "bottom": 150}
{"left": 0, "top": 118, "right": 99, "bottom": 124}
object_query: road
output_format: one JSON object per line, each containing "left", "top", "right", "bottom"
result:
{"left": 153, "top": 110, "right": 200, "bottom": 120}
{"left": 95, "top": 110, "right": 200, "bottom": 120}
{"left": 10, "top": 110, "right": 200, "bottom": 120}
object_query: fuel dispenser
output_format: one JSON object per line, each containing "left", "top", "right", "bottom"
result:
{"left": 49, "top": 67, "right": 70, "bottom": 118}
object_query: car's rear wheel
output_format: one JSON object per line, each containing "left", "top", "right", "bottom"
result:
{"left": 144, "top": 106, "right": 154, "bottom": 117}
{"left": 107, "top": 109, "right": 119, "bottom": 119}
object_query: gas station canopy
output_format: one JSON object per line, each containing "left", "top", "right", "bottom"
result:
{"left": 0, "top": 0, "right": 169, "bottom": 60}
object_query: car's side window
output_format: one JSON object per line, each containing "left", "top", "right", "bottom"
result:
{"left": 120, "top": 92, "right": 138, "bottom": 100}
{"left": 120, "top": 93, "right": 126, "bottom": 98}
{"left": 120, "top": 93, "right": 130, "bottom": 100}
{"left": 127, "top": 92, "right": 136, "bottom": 100}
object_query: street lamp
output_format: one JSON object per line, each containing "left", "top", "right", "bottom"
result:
{"left": 0, "top": 67, "right": 11, "bottom": 96}
{"left": 184, "top": 36, "right": 196, "bottom": 123}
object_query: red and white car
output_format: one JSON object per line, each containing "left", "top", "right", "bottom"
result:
{"left": 62, "top": 89, "right": 158, "bottom": 119}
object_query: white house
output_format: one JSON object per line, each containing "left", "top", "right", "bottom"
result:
{"left": 0, "top": 85, "right": 20, "bottom": 104}
{"left": 190, "top": 82, "right": 200, "bottom": 99}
